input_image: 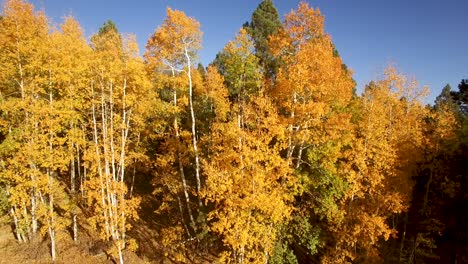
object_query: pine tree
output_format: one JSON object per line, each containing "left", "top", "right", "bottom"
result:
{"left": 245, "top": 0, "right": 282, "bottom": 80}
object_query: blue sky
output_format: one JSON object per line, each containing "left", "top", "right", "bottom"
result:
{"left": 28, "top": 0, "right": 467, "bottom": 103}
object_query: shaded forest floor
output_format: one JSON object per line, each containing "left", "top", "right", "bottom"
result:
{"left": 0, "top": 193, "right": 217, "bottom": 264}
{"left": 0, "top": 224, "right": 148, "bottom": 264}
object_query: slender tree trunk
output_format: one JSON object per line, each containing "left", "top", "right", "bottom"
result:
{"left": 295, "top": 142, "right": 304, "bottom": 169}
{"left": 91, "top": 82, "right": 110, "bottom": 238}
{"left": 48, "top": 89, "right": 57, "bottom": 261}
{"left": 129, "top": 132, "right": 140, "bottom": 199}
{"left": 399, "top": 213, "right": 408, "bottom": 262}
{"left": 48, "top": 191, "right": 56, "bottom": 261}
{"left": 286, "top": 92, "right": 297, "bottom": 163}
{"left": 71, "top": 145, "right": 78, "bottom": 241}
{"left": 118, "top": 241, "right": 124, "bottom": 264}
{"left": 78, "top": 125, "right": 85, "bottom": 197}
{"left": 39, "top": 187, "right": 56, "bottom": 261}
{"left": 13, "top": 18, "right": 31, "bottom": 243}
{"left": 10, "top": 206, "right": 24, "bottom": 242}
{"left": 120, "top": 76, "right": 131, "bottom": 246}
{"left": 185, "top": 47, "right": 202, "bottom": 208}
{"left": 7, "top": 184, "right": 24, "bottom": 242}
{"left": 104, "top": 81, "right": 117, "bottom": 242}
{"left": 177, "top": 194, "right": 191, "bottom": 237}
{"left": 29, "top": 128, "right": 39, "bottom": 239}
{"left": 171, "top": 68, "right": 196, "bottom": 231}
{"left": 30, "top": 191, "right": 37, "bottom": 236}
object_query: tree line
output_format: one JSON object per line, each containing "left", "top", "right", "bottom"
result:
{"left": 0, "top": 0, "right": 466, "bottom": 263}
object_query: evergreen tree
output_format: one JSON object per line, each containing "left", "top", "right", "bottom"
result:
{"left": 451, "top": 79, "right": 468, "bottom": 114}
{"left": 435, "top": 84, "right": 454, "bottom": 108}
{"left": 246, "top": 0, "right": 282, "bottom": 80}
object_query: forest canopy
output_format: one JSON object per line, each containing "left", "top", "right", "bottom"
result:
{"left": 0, "top": 0, "right": 466, "bottom": 263}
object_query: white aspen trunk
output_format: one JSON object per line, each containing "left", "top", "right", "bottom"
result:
{"left": 91, "top": 82, "right": 110, "bottom": 238}
{"left": 71, "top": 146, "right": 78, "bottom": 241}
{"left": 177, "top": 195, "right": 191, "bottom": 237}
{"left": 286, "top": 92, "right": 297, "bottom": 162}
{"left": 110, "top": 82, "right": 118, "bottom": 184}
{"left": 7, "top": 185, "right": 24, "bottom": 242}
{"left": 29, "top": 133, "right": 39, "bottom": 239}
{"left": 30, "top": 192, "right": 37, "bottom": 236}
{"left": 15, "top": 19, "right": 36, "bottom": 240}
{"left": 68, "top": 80, "right": 79, "bottom": 242}
{"left": 22, "top": 202, "right": 31, "bottom": 239}
{"left": 119, "top": 76, "right": 131, "bottom": 245}
{"left": 176, "top": 123, "right": 196, "bottom": 230}
{"left": 239, "top": 245, "right": 245, "bottom": 264}
{"left": 10, "top": 206, "right": 24, "bottom": 242}
{"left": 78, "top": 125, "right": 85, "bottom": 197}
{"left": 14, "top": 19, "right": 33, "bottom": 242}
{"left": 120, "top": 77, "right": 128, "bottom": 183}
{"left": 50, "top": 226, "right": 56, "bottom": 261}
{"left": 107, "top": 81, "right": 119, "bottom": 242}
{"left": 101, "top": 82, "right": 117, "bottom": 241}
{"left": 117, "top": 241, "right": 124, "bottom": 264}
{"left": 184, "top": 47, "right": 202, "bottom": 208}
{"left": 48, "top": 188, "right": 56, "bottom": 261}
{"left": 171, "top": 68, "right": 196, "bottom": 230}
{"left": 295, "top": 141, "right": 304, "bottom": 169}
{"left": 39, "top": 188, "right": 56, "bottom": 261}
{"left": 48, "top": 90, "right": 57, "bottom": 261}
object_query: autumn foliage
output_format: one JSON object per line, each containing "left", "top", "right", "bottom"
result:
{"left": 0, "top": 1, "right": 466, "bottom": 264}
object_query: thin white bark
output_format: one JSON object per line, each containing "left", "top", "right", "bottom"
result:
{"left": 295, "top": 143, "right": 304, "bottom": 169}
{"left": 79, "top": 124, "right": 85, "bottom": 197}
{"left": 184, "top": 47, "right": 202, "bottom": 208}
{"left": 101, "top": 81, "right": 117, "bottom": 242}
{"left": 177, "top": 195, "right": 191, "bottom": 237}
{"left": 91, "top": 82, "right": 110, "bottom": 237}
{"left": 10, "top": 206, "right": 24, "bottom": 242}
{"left": 286, "top": 92, "right": 297, "bottom": 162}
{"left": 71, "top": 154, "right": 78, "bottom": 241}
{"left": 171, "top": 67, "right": 196, "bottom": 230}
{"left": 30, "top": 192, "right": 37, "bottom": 236}
{"left": 48, "top": 88, "right": 57, "bottom": 261}
{"left": 6, "top": 185, "right": 24, "bottom": 242}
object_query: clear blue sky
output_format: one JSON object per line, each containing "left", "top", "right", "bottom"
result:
{"left": 28, "top": 0, "right": 467, "bottom": 103}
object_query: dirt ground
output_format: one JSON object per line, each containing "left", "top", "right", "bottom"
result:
{"left": 0, "top": 225, "right": 149, "bottom": 264}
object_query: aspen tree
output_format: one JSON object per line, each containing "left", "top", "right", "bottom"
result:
{"left": 0, "top": 0, "right": 49, "bottom": 241}
{"left": 85, "top": 24, "right": 146, "bottom": 264}
{"left": 202, "top": 29, "right": 294, "bottom": 264}
{"left": 0, "top": 1, "right": 76, "bottom": 260}
{"left": 267, "top": 3, "right": 355, "bottom": 261}
{"left": 326, "top": 67, "right": 429, "bottom": 263}
{"left": 50, "top": 16, "right": 92, "bottom": 242}
{"left": 145, "top": 8, "right": 204, "bottom": 235}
